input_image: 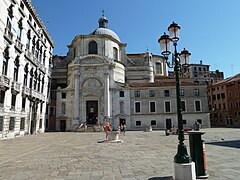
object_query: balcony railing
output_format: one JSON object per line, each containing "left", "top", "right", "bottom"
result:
{"left": 15, "top": 38, "right": 23, "bottom": 52}
{"left": 39, "top": 64, "right": 46, "bottom": 73}
{"left": 25, "top": 49, "right": 33, "bottom": 60}
{"left": 25, "top": 50, "right": 46, "bottom": 73}
{"left": 22, "top": 85, "right": 46, "bottom": 101}
{"left": 0, "top": 75, "right": 10, "bottom": 90}
{"left": 11, "top": 81, "right": 21, "bottom": 94}
{"left": 30, "top": 89, "right": 46, "bottom": 102}
{"left": 22, "top": 85, "right": 30, "bottom": 96}
{"left": 4, "top": 28, "right": 13, "bottom": 43}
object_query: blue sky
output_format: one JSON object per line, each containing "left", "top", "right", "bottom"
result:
{"left": 32, "top": 0, "right": 240, "bottom": 78}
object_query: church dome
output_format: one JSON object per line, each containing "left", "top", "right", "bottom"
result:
{"left": 90, "top": 15, "right": 121, "bottom": 42}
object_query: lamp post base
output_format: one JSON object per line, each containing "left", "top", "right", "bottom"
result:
{"left": 173, "top": 161, "right": 196, "bottom": 180}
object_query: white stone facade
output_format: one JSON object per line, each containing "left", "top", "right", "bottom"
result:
{"left": 51, "top": 16, "right": 211, "bottom": 132}
{"left": 0, "top": 0, "right": 54, "bottom": 139}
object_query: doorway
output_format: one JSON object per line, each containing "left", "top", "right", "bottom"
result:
{"left": 60, "top": 120, "right": 66, "bottom": 132}
{"left": 86, "top": 100, "right": 98, "bottom": 124}
{"left": 166, "top": 118, "right": 172, "bottom": 130}
{"left": 119, "top": 119, "right": 126, "bottom": 126}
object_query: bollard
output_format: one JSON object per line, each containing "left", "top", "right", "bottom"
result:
{"left": 165, "top": 129, "right": 170, "bottom": 136}
{"left": 188, "top": 131, "right": 209, "bottom": 179}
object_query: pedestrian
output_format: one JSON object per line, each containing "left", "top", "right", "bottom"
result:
{"left": 194, "top": 121, "right": 200, "bottom": 131}
{"left": 104, "top": 123, "right": 110, "bottom": 140}
{"left": 119, "top": 123, "right": 126, "bottom": 135}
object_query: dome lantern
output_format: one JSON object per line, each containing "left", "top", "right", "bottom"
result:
{"left": 98, "top": 15, "right": 108, "bottom": 28}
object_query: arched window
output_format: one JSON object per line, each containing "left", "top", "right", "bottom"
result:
{"left": 23, "top": 64, "right": 29, "bottom": 86}
{"left": 34, "top": 69, "right": 38, "bottom": 90}
{"left": 8, "top": 4, "right": 14, "bottom": 18}
{"left": 29, "top": 68, "right": 34, "bottom": 89}
{"left": 41, "top": 77, "right": 44, "bottom": 93}
{"left": 113, "top": 47, "right": 118, "bottom": 60}
{"left": 2, "top": 47, "right": 10, "bottom": 76}
{"left": 17, "top": 18, "right": 23, "bottom": 40}
{"left": 156, "top": 62, "right": 162, "bottom": 74}
{"left": 35, "top": 40, "right": 40, "bottom": 58}
{"left": 39, "top": 46, "right": 43, "bottom": 62}
{"left": 26, "top": 30, "right": 31, "bottom": 49}
{"left": 88, "top": 41, "right": 97, "bottom": 54}
{"left": 13, "top": 56, "right": 20, "bottom": 81}
{"left": 43, "top": 50, "right": 46, "bottom": 65}
{"left": 37, "top": 74, "right": 41, "bottom": 92}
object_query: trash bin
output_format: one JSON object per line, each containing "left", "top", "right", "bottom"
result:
{"left": 188, "top": 131, "right": 209, "bottom": 179}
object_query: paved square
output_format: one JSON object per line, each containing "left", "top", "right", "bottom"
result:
{"left": 0, "top": 128, "right": 240, "bottom": 179}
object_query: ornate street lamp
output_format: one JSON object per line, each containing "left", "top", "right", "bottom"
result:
{"left": 158, "top": 22, "right": 192, "bottom": 164}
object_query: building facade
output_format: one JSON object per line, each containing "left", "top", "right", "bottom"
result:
{"left": 169, "top": 60, "right": 224, "bottom": 84}
{"left": 51, "top": 15, "right": 211, "bottom": 132}
{"left": 209, "top": 73, "right": 240, "bottom": 127}
{"left": 0, "top": 0, "right": 54, "bottom": 139}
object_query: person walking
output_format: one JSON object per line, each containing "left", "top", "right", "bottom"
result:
{"left": 104, "top": 123, "right": 110, "bottom": 140}
{"left": 119, "top": 123, "right": 126, "bottom": 135}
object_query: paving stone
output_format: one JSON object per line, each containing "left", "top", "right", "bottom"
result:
{"left": 0, "top": 128, "right": 240, "bottom": 179}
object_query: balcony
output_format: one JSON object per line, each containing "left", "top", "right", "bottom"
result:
{"left": 25, "top": 49, "right": 45, "bottom": 69}
{"left": 39, "top": 64, "right": 46, "bottom": 73}
{"left": 22, "top": 85, "right": 30, "bottom": 97}
{"left": 11, "top": 81, "right": 21, "bottom": 94}
{"left": 15, "top": 38, "right": 23, "bottom": 52}
{"left": 25, "top": 49, "right": 33, "bottom": 60}
{"left": 0, "top": 75, "right": 10, "bottom": 90}
{"left": 33, "top": 56, "right": 40, "bottom": 66}
{"left": 4, "top": 28, "right": 13, "bottom": 44}
{"left": 29, "top": 89, "right": 46, "bottom": 102}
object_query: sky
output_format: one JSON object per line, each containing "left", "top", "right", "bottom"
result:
{"left": 31, "top": 0, "right": 240, "bottom": 78}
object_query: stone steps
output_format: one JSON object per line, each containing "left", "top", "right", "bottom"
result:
{"left": 85, "top": 125, "right": 101, "bottom": 132}
{"left": 74, "top": 124, "right": 101, "bottom": 132}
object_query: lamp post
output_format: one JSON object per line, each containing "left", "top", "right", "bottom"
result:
{"left": 158, "top": 22, "right": 192, "bottom": 164}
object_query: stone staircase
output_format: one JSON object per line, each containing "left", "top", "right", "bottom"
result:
{"left": 85, "top": 125, "right": 101, "bottom": 132}
{"left": 74, "top": 124, "right": 102, "bottom": 132}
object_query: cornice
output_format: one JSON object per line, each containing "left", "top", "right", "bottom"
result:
{"left": 23, "top": 0, "right": 54, "bottom": 47}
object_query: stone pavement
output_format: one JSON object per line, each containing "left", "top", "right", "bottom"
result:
{"left": 0, "top": 128, "right": 240, "bottom": 180}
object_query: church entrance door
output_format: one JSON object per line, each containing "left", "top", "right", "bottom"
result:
{"left": 60, "top": 120, "right": 66, "bottom": 132}
{"left": 86, "top": 100, "right": 98, "bottom": 125}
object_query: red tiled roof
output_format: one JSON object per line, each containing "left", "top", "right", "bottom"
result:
{"left": 213, "top": 73, "right": 240, "bottom": 86}
{"left": 129, "top": 81, "right": 199, "bottom": 87}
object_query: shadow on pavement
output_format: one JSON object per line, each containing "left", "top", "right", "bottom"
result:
{"left": 148, "top": 176, "right": 173, "bottom": 180}
{"left": 206, "top": 140, "right": 240, "bottom": 149}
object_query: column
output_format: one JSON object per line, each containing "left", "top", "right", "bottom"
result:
{"left": 73, "top": 73, "right": 80, "bottom": 125}
{"left": 104, "top": 73, "right": 110, "bottom": 118}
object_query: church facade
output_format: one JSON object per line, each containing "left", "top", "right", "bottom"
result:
{"left": 50, "top": 15, "right": 210, "bottom": 131}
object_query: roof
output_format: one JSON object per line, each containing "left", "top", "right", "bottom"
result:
{"left": 24, "top": 0, "right": 54, "bottom": 47}
{"left": 90, "top": 28, "right": 120, "bottom": 42}
{"left": 212, "top": 73, "right": 240, "bottom": 86}
{"left": 89, "top": 15, "right": 121, "bottom": 42}
{"left": 129, "top": 81, "right": 201, "bottom": 87}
